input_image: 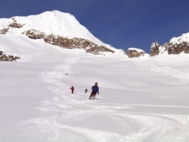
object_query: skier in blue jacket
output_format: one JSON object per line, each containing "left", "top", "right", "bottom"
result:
{"left": 89, "top": 82, "right": 99, "bottom": 100}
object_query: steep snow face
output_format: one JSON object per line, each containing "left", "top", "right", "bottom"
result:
{"left": 0, "top": 10, "right": 115, "bottom": 51}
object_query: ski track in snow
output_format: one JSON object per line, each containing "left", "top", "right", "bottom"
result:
{"left": 15, "top": 57, "right": 189, "bottom": 142}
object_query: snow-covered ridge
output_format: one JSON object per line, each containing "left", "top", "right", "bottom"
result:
{"left": 0, "top": 10, "right": 94, "bottom": 38}
{"left": 170, "top": 32, "right": 189, "bottom": 44}
{"left": 150, "top": 32, "right": 189, "bottom": 56}
{"left": 0, "top": 10, "right": 188, "bottom": 58}
{"left": 0, "top": 10, "right": 116, "bottom": 52}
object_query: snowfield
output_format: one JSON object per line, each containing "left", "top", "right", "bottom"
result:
{"left": 0, "top": 34, "right": 189, "bottom": 142}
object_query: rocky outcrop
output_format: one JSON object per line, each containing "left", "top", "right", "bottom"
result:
{"left": 8, "top": 18, "right": 24, "bottom": 28}
{"left": 8, "top": 22, "right": 24, "bottom": 28}
{"left": 150, "top": 42, "right": 161, "bottom": 56}
{"left": 0, "top": 22, "right": 24, "bottom": 34}
{"left": 23, "top": 29, "right": 45, "bottom": 39}
{"left": 127, "top": 48, "right": 146, "bottom": 58}
{"left": 150, "top": 33, "right": 189, "bottom": 56}
{"left": 0, "top": 18, "right": 24, "bottom": 34}
{"left": 0, "top": 50, "right": 20, "bottom": 61}
{"left": 167, "top": 42, "right": 189, "bottom": 54}
{"left": 150, "top": 41, "right": 189, "bottom": 56}
{"left": 0, "top": 28, "right": 9, "bottom": 34}
{"left": 23, "top": 30, "right": 115, "bottom": 54}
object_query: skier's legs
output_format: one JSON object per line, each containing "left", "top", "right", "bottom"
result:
{"left": 92, "top": 93, "right": 96, "bottom": 100}
{"left": 89, "top": 93, "right": 93, "bottom": 99}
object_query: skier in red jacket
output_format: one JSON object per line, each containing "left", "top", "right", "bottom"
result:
{"left": 70, "top": 86, "right": 74, "bottom": 94}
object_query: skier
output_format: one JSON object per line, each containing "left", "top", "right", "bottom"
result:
{"left": 89, "top": 82, "right": 99, "bottom": 100}
{"left": 85, "top": 89, "right": 88, "bottom": 93}
{"left": 70, "top": 86, "right": 74, "bottom": 94}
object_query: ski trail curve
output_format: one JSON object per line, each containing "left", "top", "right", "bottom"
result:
{"left": 16, "top": 103, "right": 189, "bottom": 142}
{"left": 14, "top": 57, "right": 189, "bottom": 142}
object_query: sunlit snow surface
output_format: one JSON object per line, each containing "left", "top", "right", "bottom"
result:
{"left": 0, "top": 35, "right": 189, "bottom": 142}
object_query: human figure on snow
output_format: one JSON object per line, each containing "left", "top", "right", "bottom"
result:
{"left": 85, "top": 89, "right": 88, "bottom": 93}
{"left": 70, "top": 86, "right": 74, "bottom": 94}
{"left": 89, "top": 82, "right": 99, "bottom": 100}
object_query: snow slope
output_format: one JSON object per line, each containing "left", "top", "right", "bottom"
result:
{"left": 0, "top": 33, "right": 189, "bottom": 142}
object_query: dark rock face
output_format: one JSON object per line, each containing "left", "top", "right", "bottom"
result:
{"left": 167, "top": 42, "right": 189, "bottom": 54}
{"left": 24, "top": 30, "right": 115, "bottom": 54}
{"left": 127, "top": 49, "right": 146, "bottom": 58}
{"left": 150, "top": 40, "right": 189, "bottom": 56}
{"left": 0, "top": 50, "right": 20, "bottom": 61}
{"left": 23, "top": 30, "right": 45, "bottom": 39}
{"left": 150, "top": 42, "right": 161, "bottom": 57}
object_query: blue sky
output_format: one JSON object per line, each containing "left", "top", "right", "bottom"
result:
{"left": 0, "top": 0, "right": 189, "bottom": 52}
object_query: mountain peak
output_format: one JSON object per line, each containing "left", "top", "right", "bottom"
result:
{"left": 0, "top": 10, "right": 117, "bottom": 55}
{"left": 0, "top": 10, "right": 111, "bottom": 46}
